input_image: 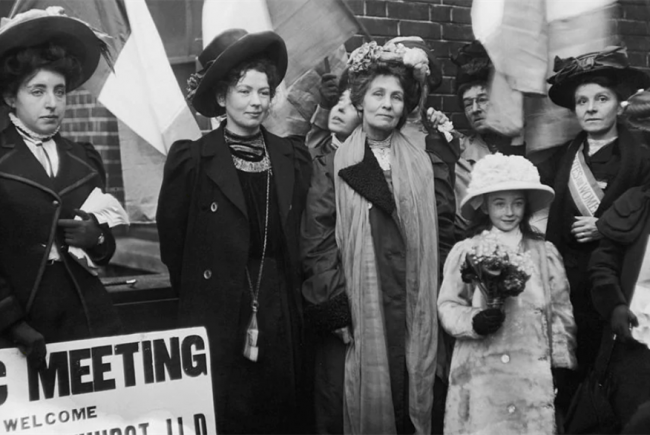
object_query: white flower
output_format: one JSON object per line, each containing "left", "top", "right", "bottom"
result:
{"left": 403, "top": 47, "right": 429, "bottom": 68}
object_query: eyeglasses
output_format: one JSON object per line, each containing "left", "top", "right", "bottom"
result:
{"left": 463, "top": 95, "right": 490, "bottom": 111}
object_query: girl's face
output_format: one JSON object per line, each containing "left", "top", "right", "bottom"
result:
{"left": 359, "top": 74, "right": 404, "bottom": 140}
{"left": 217, "top": 69, "right": 271, "bottom": 136}
{"left": 328, "top": 89, "right": 360, "bottom": 141}
{"left": 4, "top": 68, "right": 67, "bottom": 135}
{"left": 483, "top": 190, "right": 526, "bottom": 233}
{"left": 574, "top": 83, "right": 622, "bottom": 140}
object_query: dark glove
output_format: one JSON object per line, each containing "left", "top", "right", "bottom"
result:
{"left": 10, "top": 321, "right": 46, "bottom": 370}
{"left": 57, "top": 209, "right": 103, "bottom": 249}
{"left": 472, "top": 308, "right": 505, "bottom": 336}
{"left": 610, "top": 304, "right": 638, "bottom": 342}
{"left": 319, "top": 73, "right": 339, "bottom": 109}
{"left": 552, "top": 368, "right": 574, "bottom": 415}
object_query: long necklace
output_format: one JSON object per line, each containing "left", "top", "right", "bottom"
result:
{"left": 243, "top": 165, "right": 271, "bottom": 362}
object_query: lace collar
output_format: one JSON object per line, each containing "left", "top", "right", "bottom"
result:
{"left": 9, "top": 112, "right": 59, "bottom": 142}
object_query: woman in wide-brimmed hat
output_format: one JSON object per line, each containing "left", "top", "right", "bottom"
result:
{"left": 543, "top": 46, "right": 650, "bottom": 398}
{"left": 157, "top": 28, "right": 312, "bottom": 434}
{"left": 300, "top": 38, "right": 456, "bottom": 434}
{"left": 0, "top": 7, "right": 125, "bottom": 369}
{"left": 439, "top": 153, "right": 576, "bottom": 434}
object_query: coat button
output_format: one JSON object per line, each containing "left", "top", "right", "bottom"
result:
{"left": 203, "top": 269, "right": 212, "bottom": 280}
{"left": 210, "top": 202, "right": 218, "bottom": 212}
{"left": 52, "top": 200, "right": 60, "bottom": 207}
{"left": 501, "top": 354, "right": 510, "bottom": 364}
{"left": 508, "top": 405, "right": 516, "bottom": 414}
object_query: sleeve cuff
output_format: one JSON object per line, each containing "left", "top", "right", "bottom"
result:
{"left": 592, "top": 283, "right": 627, "bottom": 321}
{"left": 304, "top": 291, "right": 351, "bottom": 334}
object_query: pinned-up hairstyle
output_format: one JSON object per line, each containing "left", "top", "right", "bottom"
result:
{"left": 0, "top": 43, "right": 82, "bottom": 103}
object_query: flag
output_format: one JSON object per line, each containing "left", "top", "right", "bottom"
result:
{"left": 472, "top": 0, "right": 618, "bottom": 156}
{"left": 201, "top": 0, "right": 363, "bottom": 136}
{"left": 11, "top": 0, "right": 202, "bottom": 222}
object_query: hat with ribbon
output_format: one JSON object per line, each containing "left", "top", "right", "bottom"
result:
{"left": 452, "top": 40, "right": 492, "bottom": 96}
{"left": 460, "top": 153, "right": 555, "bottom": 220}
{"left": 547, "top": 46, "right": 650, "bottom": 109}
{"left": 0, "top": 7, "right": 113, "bottom": 91}
{"left": 187, "top": 28, "right": 288, "bottom": 117}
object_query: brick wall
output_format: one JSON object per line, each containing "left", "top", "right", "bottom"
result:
{"left": 63, "top": 0, "right": 650, "bottom": 196}
{"left": 61, "top": 90, "right": 124, "bottom": 203}
{"left": 344, "top": 0, "right": 650, "bottom": 131}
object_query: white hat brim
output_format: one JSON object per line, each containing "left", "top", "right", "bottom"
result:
{"left": 459, "top": 181, "right": 555, "bottom": 220}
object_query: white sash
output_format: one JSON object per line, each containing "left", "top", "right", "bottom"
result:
{"left": 568, "top": 144, "right": 605, "bottom": 217}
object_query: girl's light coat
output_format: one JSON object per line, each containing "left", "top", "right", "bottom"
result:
{"left": 438, "top": 237, "right": 577, "bottom": 435}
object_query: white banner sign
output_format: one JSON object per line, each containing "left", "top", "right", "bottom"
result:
{"left": 0, "top": 328, "right": 215, "bottom": 435}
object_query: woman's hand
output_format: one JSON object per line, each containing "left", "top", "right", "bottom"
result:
{"left": 333, "top": 326, "right": 353, "bottom": 344}
{"left": 571, "top": 216, "right": 602, "bottom": 243}
{"left": 10, "top": 321, "right": 46, "bottom": 370}
{"left": 610, "top": 305, "right": 638, "bottom": 342}
{"left": 57, "top": 209, "right": 103, "bottom": 249}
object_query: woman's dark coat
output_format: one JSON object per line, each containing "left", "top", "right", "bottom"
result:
{"left": 156, "top": 124, "right": 312, "bottom": 432}
{"left": 589, "top": 185, "right": 650, "bottom": 428}
{"left": 545, "top": 124, "right": 650, "bottom": 375}
{"left": 300, "top": 133, "right": 456, "bottom": 433}
{"left": 0, "top": 117, "right": 120, "bottom": 342}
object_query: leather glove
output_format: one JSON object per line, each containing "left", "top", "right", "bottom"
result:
{"left": 319, "top": 73, "right": 339, "bottom": 109}
{"left": 472, "top": 308, "right": 505, "bottom": 336}
{"left": 10, "top": 321, "right": 46, "bottom": 370}
{"left": 58, "top": 209, "right": 103, "bottom": 249}
{"left": 610, "top": 304, "right": 638, "bottom": 342}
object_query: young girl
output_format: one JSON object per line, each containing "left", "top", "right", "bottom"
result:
{"left": 438, "top": 153, "right": 577, "bottom": 434}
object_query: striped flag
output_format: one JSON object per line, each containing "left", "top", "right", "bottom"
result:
{"left": 472, "top": 0, "right": 618, "bottom": 156}
{"left": 202, "top": 0, "right": 363, "bottom": 136}
{"left": 11, "top": 0, "right": 202, "bottom": 222}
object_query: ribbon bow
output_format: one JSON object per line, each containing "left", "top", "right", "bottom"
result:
{"left": 550, "top": 46, "right": 629, "bottom": 85}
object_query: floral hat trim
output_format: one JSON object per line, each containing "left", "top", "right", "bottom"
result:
{"left": 186, "top": 59, "right": 214, "bottom": 102}
{"left": 466, "top": 153, "right": 543, "bottom": 196}
{"left": 348, "top": 40, "right": 431, "bottom": 82}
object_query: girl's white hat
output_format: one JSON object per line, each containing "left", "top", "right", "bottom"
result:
{"left": 460, "top": 153, "right": 555, "bottom": 220}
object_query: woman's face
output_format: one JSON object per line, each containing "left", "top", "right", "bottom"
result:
{"left": 483, "top": 190, "right": 526, "bottom": 233}
{"left": 4, "top": 69, "right": 66, "bottom": 136}
{"left": 574, "top": 83, "right": 622, "bottom": 140}
{"left": 217, "top": 69, "right": 271, "bottom": 136}
{"left": 359, "top": 74, "right": 404, "bottom": 140}
{"left": 328, "top": 89, "right": 360, "bottom": 141}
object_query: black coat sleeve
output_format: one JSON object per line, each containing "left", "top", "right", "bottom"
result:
{"left": 426, "top": 141, "right": 457, "bottom": 275}
{"left": 79, "top": 141, "right": 116, "bottom": 264}
{"left": 157, "top": 140, "right": 197, "bottom": 293}
{"left": 300, "top": 152, "right": 350, "bottom": 334}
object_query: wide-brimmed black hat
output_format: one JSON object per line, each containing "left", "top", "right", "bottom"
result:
{"left": 452, "top": 41, "right": 491, "bottom": 96}
{"left": 189, "top": 29, "right": 288, "bottom": 117}
{"left": 547, "top": 46, "right": 650, "bottom": 109}
{"left": 387, "top": 36, "right": 442, "bottom": 90}
{"left": 0, "top": 7, "right": 110, "bottom": 91}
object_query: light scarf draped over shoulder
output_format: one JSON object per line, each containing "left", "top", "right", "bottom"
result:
{"left": 334, "top": 127, "right": 439, "bottom": 434}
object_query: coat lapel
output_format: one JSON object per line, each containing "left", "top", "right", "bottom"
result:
{"left": 338, "top": 145, "right": 396, "bottom": 215}
{"left": 55, "top": 137, "right": 101, "bottom": 196}
{"left": 0, "top": 125, "right": 58, "bottom": 198}
{"left": 596, "top": 125, "right": 639, "bottom": 215}
{"left": 203, "top": 126, "right": 248, "bottom": 219}
{"left": 265, "top": 128, "right": 294, "bottom": 228}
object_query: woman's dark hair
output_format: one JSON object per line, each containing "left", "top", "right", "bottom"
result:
{"left": 571, "top": 73, "right": 631, "bottom": 109}
{"left": 463, "top": 192, "right": 545, "bottom": 241}
{"left": 0, "top": 43, "right": 82, "bottom": 103}
{"left": 349, "top": 61, "right": 420, "bottom": 130}
{"left": 214, "top": 56, "right": 280, "bottom": 101}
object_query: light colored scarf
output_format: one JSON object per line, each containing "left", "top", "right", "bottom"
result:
{"left": 335, "top": 126, "right": 439, "bottom": 434}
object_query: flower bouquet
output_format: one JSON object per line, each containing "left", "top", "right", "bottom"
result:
{"left": 460, "top": 231, "right": 534, "bottom": 310}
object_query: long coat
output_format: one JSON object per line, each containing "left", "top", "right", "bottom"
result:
{"left": 0, "top": 118, "right": 120, "bottom": 342}
{"left": 438, "top": 237, "right": 577, "bottom": 435}
{"left": 545, "top": 125, "right": 650, "bottom": 374}
{"left": 156, "top": 124, "right": 312, "bottom": 432}
{"left": 300, "top": 134, "right": 456, "bottom": 433}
